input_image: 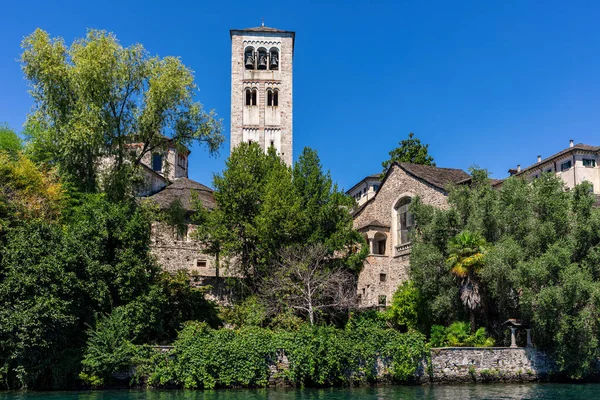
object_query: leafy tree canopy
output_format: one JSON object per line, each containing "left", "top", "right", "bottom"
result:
{"left": 21, "top": 28, "right": 224, "bottom": 197}
{"left": 381, "top": 132, "right": 435, "bottom": 176}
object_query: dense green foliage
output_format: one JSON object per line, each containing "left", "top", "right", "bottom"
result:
{"left": 133, "top": 320, "right": 427, "bottom": 389}
{"left": 21, "top": 29, "right": 223, "bottom": 197}
{"left": 410, "top": 170, "right": 600, "bottom": 378}
{"left": 381, "top": 132, "right": 435, "bottom": 175}
{"left": 384, "top": 281, "right": 419, "bottom": 330}
{"left": 429, "top": 322, "right": 495, "bottom": 347}
{"left": 0, "top": 185, "right": 219, "bottom": 389}
{"left": 0, "top": 124, "right": 22, "bottom": 156}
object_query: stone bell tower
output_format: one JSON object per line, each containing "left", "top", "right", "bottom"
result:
{"left": 230, "top": 24, "right": 294, "bottom": 166}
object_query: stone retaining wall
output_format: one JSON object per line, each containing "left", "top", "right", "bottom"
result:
{"left": 428, "top": 347, "right": 556, "bottom": 383}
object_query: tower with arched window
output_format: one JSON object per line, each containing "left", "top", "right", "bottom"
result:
{"left": 230, "top": 24, "right": 294, "bottom": 165}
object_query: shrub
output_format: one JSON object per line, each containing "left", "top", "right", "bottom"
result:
{"left": 430, "top": 322, "right": 495, "bottom": 347}
{"left": 79, "top": 310, "right": 136, "bottom": 387}
{"left": 135, "top": 323, "right": 428, "bottom": 389}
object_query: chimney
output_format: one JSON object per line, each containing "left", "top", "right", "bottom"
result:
{"left": 517, "top": 164, "right": 521, "bottom": 173}
{"left": 537, "top": 155, "right": 541, "bottom": 163}
{"left": 570, "top": 139, "right": 574, "bottom": 148}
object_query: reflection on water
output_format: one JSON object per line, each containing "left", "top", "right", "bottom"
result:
{"left": 1, "top": 384, "right": 600, "bottom": 400}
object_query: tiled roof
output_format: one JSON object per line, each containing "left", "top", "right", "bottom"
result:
{"left": 143, "top": 178, "right": 215, "bottom": 212}
{"left": 230, "top": 26, "right": 295, "bottom": 36}
{"left": 243, "top": 26, "right": 289, "bottom": 33}
{"left": 396, "top": 162, "right": 471, "bottom": 192}
{"left": 356, "top": 219, "right": 390, "bottom": 230}
{"left": 514, "top": 143, "right": 600, "bottom": 176}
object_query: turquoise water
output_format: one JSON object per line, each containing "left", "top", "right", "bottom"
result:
{"left": 2, "top": 385, "right": 600, "bottom": 400}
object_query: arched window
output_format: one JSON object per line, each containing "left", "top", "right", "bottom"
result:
{"left": 373, "top": 232, "right": 387, "bottom": 255}
{"left": 257, "top": 48, "right": 267, "bottom": 70}
{"left": 244, "top": 47, "right": 255, "bottom": 70}
{"left": 395, "top": 197, "right": 413, "bottom": 245}
{"left": 267, "top": 89, "right": 279, "bottom": 107}
{"left": 269, "top": 47, "right": 279, "bottom": 70}
{"left": 245, "top": 88, "right": 257, "bottom": 106}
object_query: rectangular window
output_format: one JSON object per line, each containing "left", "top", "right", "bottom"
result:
{"left": 177, "top": 154, "right": 186, "bottom": 169}
{"left": 379, "top": 273, "right": 387, "bottom": 282}
{"left": 583, "top": 159, "right": 596, "bottom": 167}
{"left": 560, "top": 161, "right": 572, "bottom": 172}
{"left": 378, "top": 295, "right": 387, "bottom": 306}
{"left": 152, "top": 153, "right": 162, "bottom": 172}
{"left": 196, "top": 259, "right": 207, "bottom": 268}
{"left": 546, "top": 168, "right": 552, "bottom": 173}
{"left": 373, "top": 184, "right": 379, "bottom": 192}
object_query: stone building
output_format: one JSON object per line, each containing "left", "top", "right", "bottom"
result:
{"left": 230, "top": 24, "right": 295, "bottom": 166}
{"left": 346, "top": 174, "right": 381, "bottom": 206}
{"left": 504, "top": 140, "right": 600, "bottom": 198}
{"left": 350, "top": 162, "right": 470, "bottom": 308}
{"left": 128, "top": 141, "right": 190, "bottom": 197}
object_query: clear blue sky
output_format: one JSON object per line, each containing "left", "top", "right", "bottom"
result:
{"left": 1, "top": 0, "right": 599, "bottom": 190}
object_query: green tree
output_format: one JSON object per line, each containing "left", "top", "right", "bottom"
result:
{"left": 447, "top": 231, "right": 487, "bottom": 329}
{"left": 0, "top": 124, "right": 22, "bottom": 156}
{"left": 385, "top": 280, "right": 419, "bottom": 331}
{"left": 381, "top": 132, "right": 435, "bottom": 175}
{"left": 21, "top": 28, "right": 223, "bottom": 197}
{"left": 194, "top": 143, "right": 366, "bottom": 290}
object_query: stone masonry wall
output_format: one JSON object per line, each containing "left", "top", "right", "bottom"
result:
{"left": 354, "top": 165, "right": 450, "bottom": 307}
{"left": 150, "top": 221, "right": 238, "bottom": 303}
{"left": 428, "top": 347, "right": 556, "bottom": 383}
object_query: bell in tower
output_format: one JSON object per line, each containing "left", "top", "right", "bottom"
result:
{"left": 257, "top": 48, "right": 267, "bottom": 70}
{"left": 244, "top": 48, "right": 254, "bottom": 69}
{"left": 270, "top": 52, "right": 278, "bottom": 70}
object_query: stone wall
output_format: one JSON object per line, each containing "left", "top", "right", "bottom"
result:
{"left": 150, "top": 221, "right": 238, "bottom": 304}
{"left": 427, "top": 347, "right": 556, "bottom": 383}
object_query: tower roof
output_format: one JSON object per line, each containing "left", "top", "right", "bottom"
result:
{"left": 230, "top": 26, "right": 295, "bottom": 41}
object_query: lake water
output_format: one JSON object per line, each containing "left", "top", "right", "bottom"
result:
{"left": 2, "top": 385, "right": 600, "bottom": 400}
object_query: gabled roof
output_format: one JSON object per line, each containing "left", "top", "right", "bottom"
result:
{"left": 351, "top": 162, "right": 470, "bottom": 218}
{"left": 514, "top": 143, "right": 599, "bottom": 177}
{"left": 143, "top": 178, "right": 215, "bottom": 212}
{"left": 393, "top": 162, "right": 470, "bottom": 192}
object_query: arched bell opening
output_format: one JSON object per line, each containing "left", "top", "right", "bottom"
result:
{"left": 269, "top": 47, "right": 279, "bottom": 70}
{"left": 257, "top": 48, "right": 268, "bottom": 70}
{"left": 244, "top": 47, "right": 255, "bottom": 70}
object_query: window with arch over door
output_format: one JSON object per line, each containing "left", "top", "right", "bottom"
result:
{"left": 395, "top": 197, "right": 413, "bottom": 246}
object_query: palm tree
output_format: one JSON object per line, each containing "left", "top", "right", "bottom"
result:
{"left": 447, "top": 231, "right": 487, "bottom": 330}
